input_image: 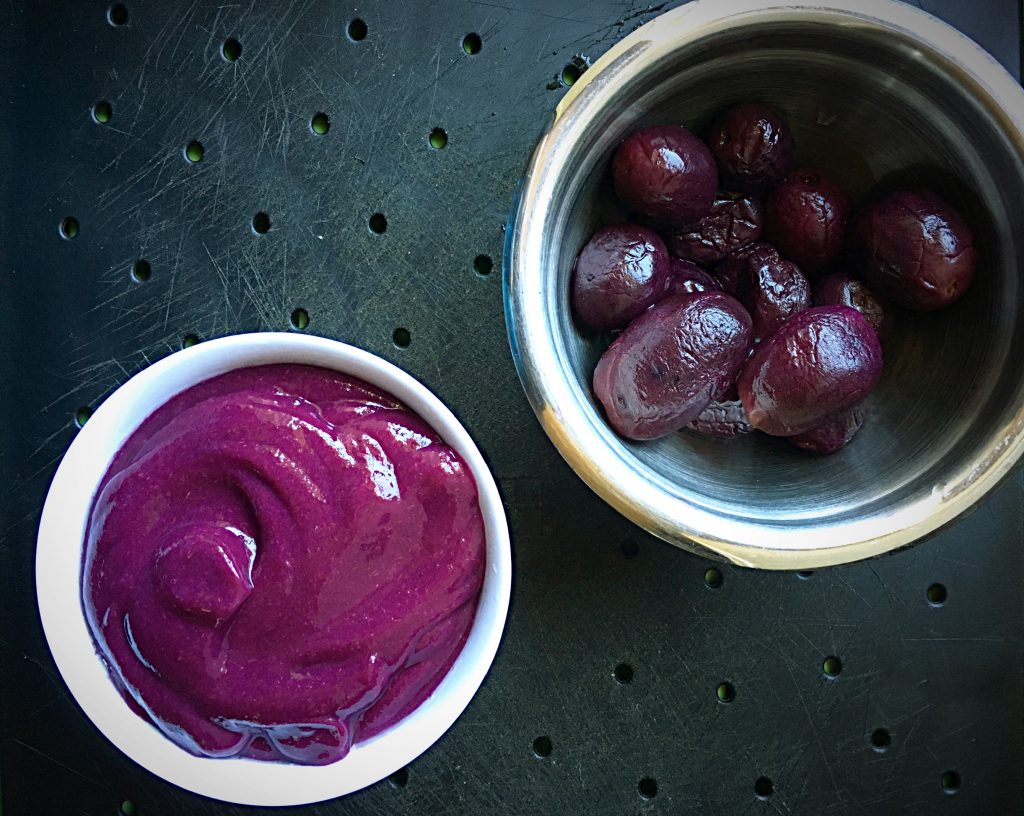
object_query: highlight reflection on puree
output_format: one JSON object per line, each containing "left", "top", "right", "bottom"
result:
{"left": 82, "top": 364, "right": 486, "bottom": 765}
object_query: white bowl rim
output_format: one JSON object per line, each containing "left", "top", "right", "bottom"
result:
{"left": 35, "top": 332, "right": 512, "bottom": 807}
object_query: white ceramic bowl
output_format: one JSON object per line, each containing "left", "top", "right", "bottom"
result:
{"left": 36, "top": 332, "right": 512, "bottom": 806}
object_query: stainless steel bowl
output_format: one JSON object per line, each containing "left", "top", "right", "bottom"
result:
{"left": 504, "top": 0, "right": 1024, "bottom": 568}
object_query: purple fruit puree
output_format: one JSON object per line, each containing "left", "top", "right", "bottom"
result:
{"left": 82, "top": 364, "right": 486, "bottom": 765}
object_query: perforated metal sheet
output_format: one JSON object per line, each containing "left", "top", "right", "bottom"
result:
{"left": 1, "top": 1, "right": 1022, "bottom": 814}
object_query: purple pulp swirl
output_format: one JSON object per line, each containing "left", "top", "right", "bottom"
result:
{"left": 82, "top": 364, "right": 486, "bottom": 766}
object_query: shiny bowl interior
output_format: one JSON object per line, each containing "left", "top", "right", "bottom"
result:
{"left": 505, "top": 0, "right": 1024, "bottom": 567}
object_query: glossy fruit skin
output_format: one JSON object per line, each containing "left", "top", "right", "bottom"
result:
{"left": 666, "top": 195, "right": 764, "bottom": 265}
{"left": 789, "top": 405, "right": 866, "bottom": 453}
{"left": 708, "top": 103, "right": 795, "bottom": 193}
{"left": 594, "top": 292, "right": 754, "bottom": 441}
{"left": 746, "top": 256, "right": 811, "bottom": 340}
{"left": 571, "top": 224, "right": 670, "bottom": 331}
{"left": 814, "top": 273, "right": 893, "bottom": 338}
{"left": 738, "top": 306, "right": 882, "bottom": 437}
{"left": 715, "top": 241, "right": 779, "bottom": 299}
{"left": 686, "top": 398, "right": 754, "bottom": 438}
{"left": 765, "top": 169, "right": 850, "bottom": 275}
{"left": 612, "top": 126, "right": 718, "bottom": 226}
{"left": 666, "top": 257, "right": 720, "bottom": 296}
{"left": 848, "top": 188, "right": 977, "bottom": 310}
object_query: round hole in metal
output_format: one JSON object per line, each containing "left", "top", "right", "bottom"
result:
{"left": 92, "top": 101, "right": 112, "bottom": 124}
{"left": 252, "top": 212, "right": 271, "bottom": 234}
{"left": 184, "top": 141, "right": 204, "bottom": 163}
{"left": 60, "top": 217, "right": 80, "bottom": 240}
{"left": 131, "top": 259, "right": 151, "bottom": 283}
{"left": 221, "top": 38, "right": 242, "bottom": 61}
{"left": 311, "top": 112, "right": 330, "bottom": 135}
{"left": 388, "top": 767, "right": 409, "bottom": 788}
{"left": 474, "top": 254, "right": 493, "bottom": 276}
{"left": 74, "top": 406, "right": 93, "bottom": 428}
{"left": 561, "top": 63, "right": 580, "bottom": 86}
{"left": 941, "top": 770, "right": 961, "bottom": 794}
{"left": 348, "top": 18, "right": 367, "bottom": 41}
{"left": 429, "top": 128, "right": 448, "bottom": 149}
{"left": 107, "top": 4, "right": 128, "bottom": 26}
{"left": 927, "top": 583, "right": 948, "bottom": 606}
{"left": 823, "top": 656, "right": 842, "bottom": 678}
{"left": 393, "top": 327, "right": 411, "bottom": 349}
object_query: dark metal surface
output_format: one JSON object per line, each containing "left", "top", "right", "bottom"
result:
{"left": 1, "top": 1, "right": 1021, "bottom": 814}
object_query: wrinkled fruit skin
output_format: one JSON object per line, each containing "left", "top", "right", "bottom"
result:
{"left": 746, "top": 256, "right": 811, "bottom": 340}
{"left": 666, "top": 257, "right": 721, "bottom": 296}
{"left": 686, "top": 398, "right": 754, "bottom": 438}
{"left": 612, "top": 125, "right": 718, "bottom": 226}
{"left": 814, "top": 273, "right": 893, "bottom": 338}
{"left": 594, "top": 292, "right": 754, "bottom": 441}
{"left": 765, "top": 169, "right": 850, "bottom": 275}
{"left": 789, "top": 405, "right": 866, "bottom": 453}
{"left": 849, "top": 188, "right": 977, "bottom": 311}
{"left": 738, "top": 306, "right": 882, "bottom": 436}
{"left": 715, "top": 241, "right": 779, "bottom": 299}
{"left": 571, "top": 224, "right": 670, "bottom": 331}
{"left": 708, "top": 103, "right": 795, "bottom": 193}
{"left": 666, "top": 195, "right": 764, "bottom": 265}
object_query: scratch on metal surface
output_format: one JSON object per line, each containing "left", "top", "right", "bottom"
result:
{"left": 899, "top": 635, "right": 1007, "bottom": 642}
{"left": 162, "top": 231, "right": 186, "bottom": 330}
{"left": 27, "top": 423, "right": 72, "bottom": 460}
{"left": 833, "top": 571, "right": 874, "bottom": 609}
{"left": 12, "top": 738, "right": 114, "bottom": 792}
{"left": 203, "top": 242, "right": 240, "bottom": 325}
{"left": 468, "top": 0, "right": 590, "bottom": 24}
{"left": 866, "top": 562, "right": 904, "bottom": 609}
{"left": 166, "top": 0, "right": 201, "bottom": 68}
{"left": 25, "top": 691, "right": 71, "bottom": 719}
{"left": 784, "top": 660, "right": 841, "bottom": 795}
{"left": 429, "top": 41, "right": 442, "bottom": 120}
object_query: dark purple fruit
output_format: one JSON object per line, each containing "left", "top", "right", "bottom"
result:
{"left": 765, "top": 169, "right": 850, "bottom": 276}
{"left": 666, "top": 257, "right": 720, "bottom": 296}
{"left": 814, "top": 273, "right": 893, "bottom": 338}
{"left": 593, "top": 292, "right": 753, "bottom": 440}
{"left": 849, "top": 188, "right": 977, "bottom": 310}
{"left": 686, "top": 398, "right": 754, "bottom": 438}
{"left": 747, "top": 255, "right": 811, "bottom": 340}
{"left": 708, "top": 103, "right": 795, "bottom": 193}
{"left": 666, "top": 195, "right": 764, "bottom": 265}
{"left": 612, "top": 125, "right": 718, "bottom": 226}
{"left": 789, "top": 405, "right": 866, "bottom": 453}
{"left": 715, "top": 241, "right": 779, "bottom": 299}
{"left": 571, "top": 224, "right": 670, "bottom": 331}
{"left": 738, "top": 306, "right": 882, "bottom": 436}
